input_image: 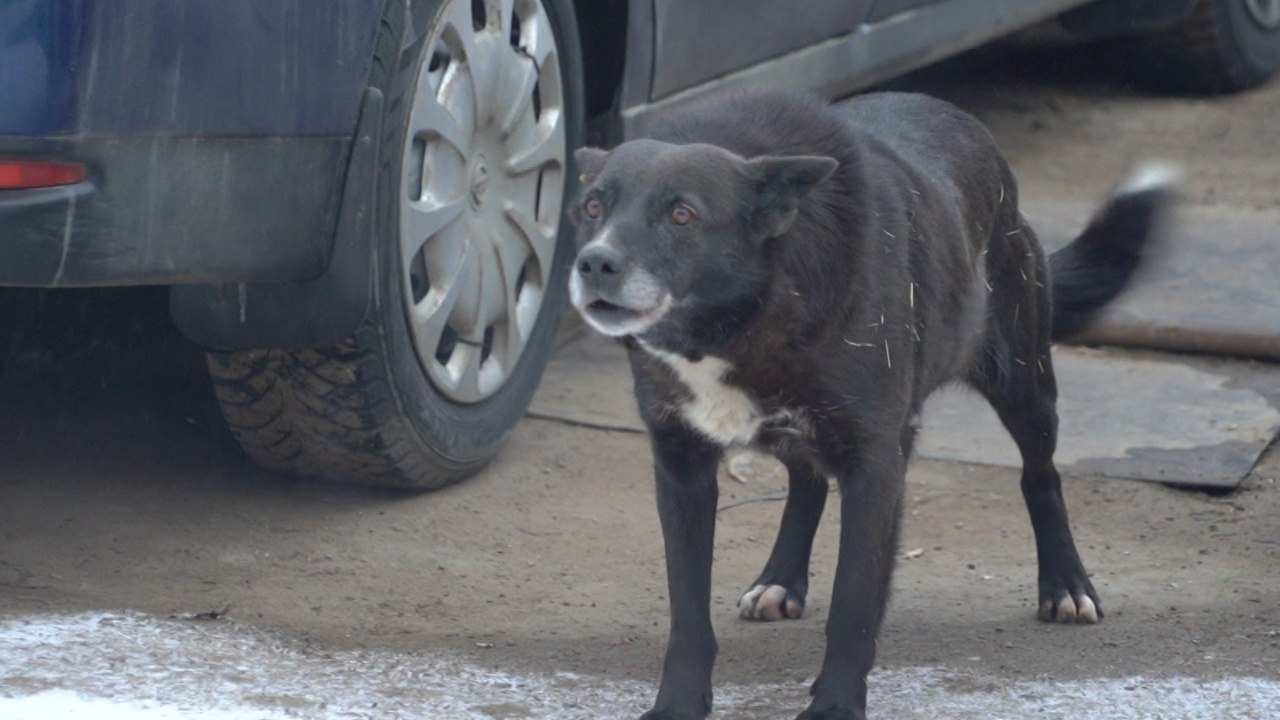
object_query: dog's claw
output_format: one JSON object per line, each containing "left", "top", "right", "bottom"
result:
{"left": 1039, "top": 592, "right": 1101, "bottom": 624}
{"left": 739, "top": 584, "right": 805, "bottom": 621}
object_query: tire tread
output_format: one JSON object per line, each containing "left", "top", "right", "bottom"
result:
{"left": 1140, "top": 0, "right": 1276, "bottom": 93}
{"left": 208, "top": 333, "right": 476, "bottom": 490}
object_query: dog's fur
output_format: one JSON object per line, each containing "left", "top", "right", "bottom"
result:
{"left": 567, "top": 90, "right": 1174, "bottom": 720}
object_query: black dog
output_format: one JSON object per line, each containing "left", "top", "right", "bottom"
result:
{"left": 568, "top": 90, "right": 1173, "bottom": 719}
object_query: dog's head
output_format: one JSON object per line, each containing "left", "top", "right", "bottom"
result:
{"left": 567, "top": 140, "right": 836, "bottom": 340}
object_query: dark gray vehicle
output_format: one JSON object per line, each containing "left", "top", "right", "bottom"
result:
{"left": 2, "top": 0, "right": 1276, "bottom": 489}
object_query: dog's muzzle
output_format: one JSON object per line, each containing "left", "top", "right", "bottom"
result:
{"left": 569, "top": 244, "right": 671, "bottom": 337}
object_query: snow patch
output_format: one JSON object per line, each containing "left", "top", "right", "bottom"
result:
{"left": 0, "top": 690, "right": 289, "bottom": 720}
{"left": 3, "top": 612, "right": 1279, "bottom": 719}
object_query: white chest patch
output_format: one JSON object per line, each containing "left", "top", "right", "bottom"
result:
{"left": 643, "top": 346, "right": 766, "bottom": 446}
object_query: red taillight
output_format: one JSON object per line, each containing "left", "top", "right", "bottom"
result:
{"left": 0, "top": 160, "right": 88, "bottom": 190}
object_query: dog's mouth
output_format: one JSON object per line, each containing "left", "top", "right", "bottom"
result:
{"left": 586, "top": 298, "right": 630, "bottom": 315}
{"left": 576, "top": 294, "right": 672, "bottom": 337}
{"left": 582, "top": 297, "right": 650, "bottom": 326}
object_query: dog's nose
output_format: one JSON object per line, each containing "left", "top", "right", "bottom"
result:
{"left": 576, "top": 245, "right": 628, "bottom": 279}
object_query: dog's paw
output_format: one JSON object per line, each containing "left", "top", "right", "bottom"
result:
{"left": 738, "top": 584, "right": 805, "bottom": 621}
{"left": 1038, "top": 590, "right": 1102, "bottom": 624}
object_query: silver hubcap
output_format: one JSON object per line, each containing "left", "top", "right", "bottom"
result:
{"left": 1245, "top": 0, "right": 1280, "bottom": 30}
{"left": 400, "top": 0, "right": 566, "bottom": 402}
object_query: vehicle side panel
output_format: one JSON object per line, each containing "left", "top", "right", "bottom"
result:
{"left": 0, "top": 0, "right": 383, "bottom": 136}
{"left": 649, "top": 1, "right": 872, "bottom": 99}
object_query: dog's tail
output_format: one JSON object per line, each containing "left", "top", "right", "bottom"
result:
{"left": 1048, "top": 164, "right": 1179, "bottom": 341}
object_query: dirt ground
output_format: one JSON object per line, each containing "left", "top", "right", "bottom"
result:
{"left": 2, "top": 45, "right": 1279, "bottom": 718}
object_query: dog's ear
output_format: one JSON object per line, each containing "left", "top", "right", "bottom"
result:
{"left": 745, "top": 155, "right": 839, "bottom": 239}
{"left": 574, "top": 147, "right": 610, "bottom": 184}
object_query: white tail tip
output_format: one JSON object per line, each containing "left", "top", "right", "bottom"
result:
{"left": 1115, "top": 162, "right": 1182, "bottom": 196}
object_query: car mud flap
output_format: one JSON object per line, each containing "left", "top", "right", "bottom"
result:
{"left": 169, "top": 87, "right": 383, "bottom": 350}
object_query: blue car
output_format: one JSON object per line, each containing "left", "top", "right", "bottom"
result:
{"left": 2, "top": 0, "right": 1276, "bottom": 488}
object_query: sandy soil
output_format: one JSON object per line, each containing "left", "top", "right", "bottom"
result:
{"left": 2, "top": 44, "right": 1279, "bottom": 719}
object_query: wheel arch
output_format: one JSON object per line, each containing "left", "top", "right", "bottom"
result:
{"left": 173, "top": 0, "right": 606, "bottom": 351}
{"left": 571, "top": 0, "right": 633, "bottom": 146}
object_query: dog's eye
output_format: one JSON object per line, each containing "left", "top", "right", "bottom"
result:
{"left": 583, "top": 197, "right": 604, "bottom": 219}
{"left": 670, "top": 204, "right": 695, "bottom": 226}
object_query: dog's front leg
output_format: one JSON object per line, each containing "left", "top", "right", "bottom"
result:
{"left": 642, "top": 425, "right": 723, "bottom": 720}
{"left": 800, "top": 437, "right": 906, "bottom": 720}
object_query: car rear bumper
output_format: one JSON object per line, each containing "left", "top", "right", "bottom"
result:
{"left": 0, "top": 135, "right": 349, "bottom": 288}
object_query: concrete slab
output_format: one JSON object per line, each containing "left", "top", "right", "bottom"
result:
{"left": 532, "top": 334, "right": 1280, "bottom": 488}
{"left": 1029, "top": 202, "right": 1280, "bottom": 360}
{"left": 918, "top": 347, "right": 1280, "bottom": 488}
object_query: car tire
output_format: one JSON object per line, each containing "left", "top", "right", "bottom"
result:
{"left": 209, "top": 0, "right": 585, "bottom": 490}
{"left": 1140, "top": 0, "right": 1280, "bottom": 93}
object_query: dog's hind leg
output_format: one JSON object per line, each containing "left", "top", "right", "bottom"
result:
{"left": 738, "top": 457, "right": 828, "bottom": 621}
{"left": 969, "top": 222, "right": 1102, "bottom": 624}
